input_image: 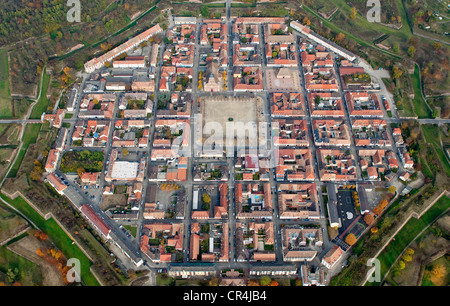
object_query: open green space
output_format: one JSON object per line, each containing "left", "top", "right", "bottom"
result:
{"left": 410, "top": 64, "right": 432, "bottom": 118}
{"left": 302, "top": 1, "right": 405, "bottom": 59}
{"left": 0, "top": 194, "right": 100, "bottom": 286}
{"left": 29, "top": 70, "right": 51, "bottom": 120}
{"left": 123, "top": 225, "right": 137, "bottom": 238}
{"left": 7, "top": 124, "right": 41, "bottom": 178}
{"left": 421, "top": 254, "right": 450, "bottom": 286}
{"left": 0, "top": 49, "right": 12, "bottom": 119}
{"left": 369, "top": 195, "right": 450, "bottom": 286}
{"left": 421, "top": 124, "right": 450, "bottom": 177}
{"left": 60, "top": 150, "right": 104, "bottom": 173}
{"left": 0, "top": 243, "right": 43, "bottom": 286}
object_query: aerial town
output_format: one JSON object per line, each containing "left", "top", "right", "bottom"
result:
{"left": 39, "top": 14, "right": 417, "bottom": 286}
{"left": 0, "top": 0, "right": 449, "bottom": 289}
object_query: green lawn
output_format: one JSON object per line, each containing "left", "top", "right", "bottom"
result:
{"left": 7, "top": 124, "right": 41, "bottom": 178}
{"left": 421, "top": 124, "right": 450, "bottom": 177}
{"left": 410, "top": 64, "right": 432, "bottom": 118}
{"left": 371, "top": 195, "right": 450, "bottom": 285}
{"left": 0, "top": 48, "right": 12, "bottom": 119}
{"left": 0, "top": 243, "right": 43, "bottom": 286}
{"left": 156, "top": 273, "right": 176, "bottom": 286}
{"left": 0, "top": 194, "right": 100, "bottom": 286}
{"left": 29, "top": 70, "right": 51, "bottom": 120}
{"left": 123, "top": 225, "right": 137, "bottom": 238}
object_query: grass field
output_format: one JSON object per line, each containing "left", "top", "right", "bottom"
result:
{"left": 0, "top": 194, "right": 100, "bottom": 286}
{"left": 29, "top": 70, "right": 51, "bottom": 120}
{"left": 7, "top": 124, "right": 41, "bottom": 178}
{"left": 410, "top": 64, "right": 432, "bottom": 118}
{"left": 0, "top": 49, "right": 12, "bottom": 119}
{"left": 421, "top": 124, "right": 450, "bottom": 177}
{"left": 123, "top": 225, "right": 137, "bottom": 238}
{"left": 370, "top": 195, "right": 450, "bottom": 286}
{"left": 0, "top": 243, "right": 43, "bottom": 286}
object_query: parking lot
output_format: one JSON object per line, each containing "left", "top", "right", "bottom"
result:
{"left": 336, "top": 189, "right": 358, "bottom": 235}
{"left": 64, "top": 174, "right": 103, "bottom": 204}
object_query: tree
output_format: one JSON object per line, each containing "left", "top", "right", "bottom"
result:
{"left": 407, "top": 46, "right": 416, "bottom": 58}
{"left": 388, "top": 186, "right": 396, "bottom": 194}
{"left": 209, "top": 277, "right": 219, "bottom": 286}
{"left": 373, "top": 205, "right": 382, "bottom": 215}
{"left": 433, "top": 42, "right": 441, "bottom": 51}
{"left": 122, "top": 149, "right": 129, "bottom": 156}
{"left": 401, "top": 253, "right": 413, "bottom": 262}
{"left": 30, "top": 170, "right": 42, "bottom": 181}
{"left": 200, "top": 5, "right": 209, "bottom": 18}
{"left": 392, "top": 42, "right": 399, "bottom": 53}
{"left": 6, "top": 268, "right": 19, "bottom": 283}
{"left": 432, "top": 108, "right": 439, "bottom": 118}
{"left": 77, "top": 167, "right": 86, "bottom": 177}
{"left": 270, "top": 280, "right": 279, "bottom": 286}
{"left": 350, "top": 7, "right": 357, "bottom": 20}
{"left": 364, "top": 214, "right": 375, "bottom": 226}
{"left": 259, "top": 276, "right": 271, "bottom": 286}
{"left": 335, "top": 33, "right": 345, "bottom": 43}
{"left": 431, "top": 264, "right": 446, "bottom": 281}
{"left": 36, "top": 248, "right": 45, "bottom": 257}
{"left": 404, "top": 248, "right": 415, "bottom": 256}
{"left": 379, "top": 199, "right": 388, "bottom": 209}
{"left": 202, "top": 193, "right": 211, "bottom": 205}
{"left": 370, "top": 226, "right": 378, "bottom": 234}
{"left": 392, "top": 66, "right": 403, "bottom": 80}
{"left": 345, "top": 233, "right": 357, "bottom": 246}
{"left": 302, "top": 17, "right": 311, "bottom": 26}
{"left": 398, "top": 260, "right": 406, "bottom": 270}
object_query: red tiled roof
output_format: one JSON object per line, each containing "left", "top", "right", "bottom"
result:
{"left": 80, "top": 204, "right": 111, "bottom": 237}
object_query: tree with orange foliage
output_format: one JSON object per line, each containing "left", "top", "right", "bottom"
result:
{"left": 36, "top": 248, "right": 45, "bottom": 257}
{"left": 54, "top": 250, "right": 64, "bottom": 261}
{"left": 373, "top": 205, "right": 382, "bottom": 215}
{"left": 270, "top": 280, "right": 279, "bottom": 286}
{"left": 39, "top": 232, "right": 48, "bottom": 241}
{"left": 431, "top": 264, "right": 446, "bottom": 282}
{"left": 370, "top": 227, "right": 378, "bottom": 234}
{"left": 345, "top": 233, "right": 357, "bottom": 246}
{"left": 335, "top": 33, "right": 345, "bottom": 43}
{"left": 247, "top": 280, "right": 259, "bottom": 286}
{"left": 364, "top": 214, "right": 375, "bottom": 226}
{"left": 379, "top": 199, "right": 388, "bottom": 209}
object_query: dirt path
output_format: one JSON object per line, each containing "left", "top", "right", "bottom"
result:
{"left": 7, "top": 235, "right": 65, "bottom": 286}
